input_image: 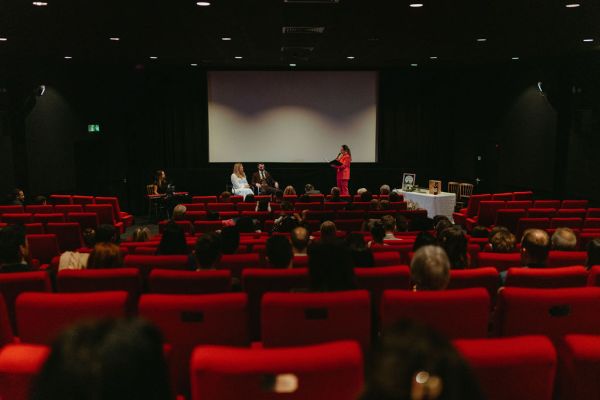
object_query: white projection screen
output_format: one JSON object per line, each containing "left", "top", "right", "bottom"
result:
{"left": 208, "top": 71, "right": 378, "bottom": 162}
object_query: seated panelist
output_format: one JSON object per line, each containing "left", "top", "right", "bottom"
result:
{"left": 251, "top": 163, "right": 279, "bottom": 194}
{"left": 230, "top": 163, "right": 254, "bottom": 197}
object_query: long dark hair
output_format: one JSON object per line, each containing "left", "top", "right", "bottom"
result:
{"left": 342, "top": 144, "right": 351, "bottom": 156}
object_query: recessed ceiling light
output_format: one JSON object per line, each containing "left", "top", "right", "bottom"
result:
{"left": 149, "top": 56, "right": 158, "bottom": 60}
{"left": 196, "top": 1, "right": 211, "bottom": 6}
{"left": 347, "top": 56, "right": 355, "bottom": 60}
{"left": 409, "top": 3, "right": 424, "bottom": 7}
{"left": 32, "top": 1, "right": 48, "bottom": 6}
{"left": 410, "top": 63, "right": 418, "bottom": 67}
{"left": 476, "top": 38, "right": 487, "bottom": 42}
{"left": 289, "top": 63, "right": 296, "bottom": 67}
{"left": 190, "top": 63, "right": 198, "bottom": 67}
{"left": 565, "top": 3, "right": 580, "bottom": 8}
{"left": 512, "top": 56, "right": 520, "bottom": 60}
{"left": 64, "top": 56, "right": 72, "bottom": 59}
{"left": 234, "top": 56, "right": 243, "bottom": 59}
{"left": 0, "top": 38, "right": 7, "bottom": 42}
{"left": 429, "top": 56, "right": 438, "bottom": 60}
{"left": 583, "top": 38, "right": 594, "bottom": 42}
{"left": 109, "top": 37, "right": 120, "bottom": 41}
{"left": 221, "top": 37, "right": 232, "bottom": 41}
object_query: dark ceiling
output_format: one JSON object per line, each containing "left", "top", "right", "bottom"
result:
{"left": 1, "top": 0, "right": 600, "bottom": 69}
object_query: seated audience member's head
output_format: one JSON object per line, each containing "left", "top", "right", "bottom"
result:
{"left": 82, "top": 228, "right": 97, "bottom": 248}
{"left": 586, "top": 238, "right": 600, "bottom": 269}
{"left": 308, "top": 241, "right": 356, "bottom": 292}
{"left": 220, "top": 226, "right": 240, "bottom": 254}
{"left": 283, "top": 186, "right": 296, "bottom": 196}
{"left": 380, "top": 200, "right": 391, "bottom": 210}
{"left": 370, "top": 221, "right": 386, "bottom": 245}
{"left": 381, "top": 215, "right": 396, "bottom": 234}
{"left": 360, "top": 190, "right": 373, "bottom": 202}
{"left": 194, "top": 232, "right": 221, "bottom": 269}
{"left": 379, "top": 184, "right": 391, "bottom": 196}
{"left": 470, "top": 225, "right": 490, "bottom": 239}
{"left": 361, "top": 320, "right": 484, "bottom": 400}
{"left": 219, "top": 191, "right": 232, "bottom": 202}
{"left": 370, "top": 199, "right": 381, "bottom": 210}
{"left": 256, "top": 198, "right": 270, "bottom": 212}
{"left": 439, "top": 226, "right": 468, "bottom": 269}
{"left": 30, "top": 318, "right": 171, "bottom": 400}
{"left": 330, "top": 187, "right": 341, "bottom": 198}
{"left": 489, "top": 225, "right": 509, "bottom": 238}
{"left": 130, "top": 227, "right": 151, "bottom": 243}
{"left": 395, "top": 215, "right": 408, "bottom": 232}
{"left": 304, "top": 184, "right": 315, "bottom": 193}
{"left": 410, "top": 245, "right": 451, "bottom": 290}
{"left": 156, "top": 221, "right": 187, "bottom": 255}
{"left": 95, "top": 224, "right": 118, "bottom": 244}
{"left": 0, "top": 225, "right": 28, "bottom": 268}
{"left": 346, "top": 233, "right": 374, "bottom": 267}
{"left": 521, "top": 229, "right": 550, "bottom": 267}
{"left": 434, "top": 219, "right": 453, "bottom": 239}
{"left": 266, "top": 236, "right": 293, "bottom": 269}
{"left": 319, "top": 220, "right": 337, "bottom": 242}
{"left": 389, "top": 191, "right": 401, "bottom": 203}
{"left": 432, "top": 215, "right": 450, "bottom": 227}
{"left": 490, "top": 230, "right": 516, "bottom": 253}
{"left": 33, "top": 195, "right": 47, "bottom": 205}
{"left": 412, "top": 232, "right": 438, "bottom": 252}
{"left": 291, "top": 226, "right": 310, "bottom": 255}
{"left": 235, "top": 217, "right": 257, "bottom": 233}
{"left": 280, "top": 200, "right": 294, "bottom": 212}
{"left": 551, "top": 227, "right": 578, "bottom": 251}
{"left": 172, "top": 204, "right": 187, "bottom": 220}
{"left": 87, "top": 243, "right": 123, "bottom": 269}
{"left": 409, "top": 216, "right": 435, "bottom": 232}
{"left": 12, "top": 188, "right": 25, "bottom": 205}
{"left": 356, "top": 188, "right": 367, "bottom": 195}
{"left": 244, "top": 193, "right": 255, "bottom": 203}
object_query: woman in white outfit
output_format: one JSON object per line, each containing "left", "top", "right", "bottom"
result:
{"left": 231, "top": 163, "right": 254, "bottom": 198}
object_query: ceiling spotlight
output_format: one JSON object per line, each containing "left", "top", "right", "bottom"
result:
{"left": 476, "top": 38, "right": 487, "bottom": 42}
{"left": 409, "top": 3, "right": 424, "bottom": 7}
{"left": 512, "top": 56, "right": 520, "bottom": 60}
{"left": 190, "top": 63, "right": 198, "bottom": 66}
{"left": 32, "top": 1, "right": 48, "bottom": 6}
{"left": 196, "top": 1, "right": 211, "bottom": 6}
{"left": 429, "top": 56, "right": 438, "bottom": 60}
{"left": 234, "top": 56, "right": 243, "bottom": 59}
{"left": 64, "top": 56, "right": 72, "bottom": 59}
{"left": 36, "top": 85, "right": 46, "bottom": 96}
{"left": 0, "top": 38, "right": 7, "bottom": 42}
{"left": 347, "top": 56, "right": 355, "bottom": 60}
{"left": 289, "top": 63, "right": 296, "bottom": 67}
{"left": 109, "top": 37, "right": 120, "bottom": 41}
{"left": 410, "top": 63, "right": 418, "bottom": 67}
{"left": 221, "top": 37, "right": 232, "bottom": 41}
{"left": 583, "top": 38, "right": 594, "bottom": 42}
{"left": 565, "top": 3, "right": 580, "bottom": 8}
{"left": 149, "top": 56, "right": 158, "bottom": 60}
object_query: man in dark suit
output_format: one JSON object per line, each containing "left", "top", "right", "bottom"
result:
{"left": 251, "top": 163, "right": 279, "bottom": 194}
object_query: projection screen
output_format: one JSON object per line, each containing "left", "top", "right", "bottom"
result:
{"left": 208, "top": 71, "right": 377, "bottom": 162}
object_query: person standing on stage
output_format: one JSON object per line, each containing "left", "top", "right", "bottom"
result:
{"left": 333, "top": 144, "right": 352, "bottom": 196}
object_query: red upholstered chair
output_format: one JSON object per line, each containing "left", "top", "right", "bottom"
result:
{"left": 66, "top": 212, "right": 100, "bottom": 230}
{"left": 586, "top": 208, "right": 600, "bottom": 218}
{"left": 516, "top": 218, "right": 550, "bottom": 240}
{"left": 550, "top": 217, "right": 583, "bottom": 229}
{"left": 48, "top": 194, "right": 72, "bottom": 205}
{"left": 0, "top": 272, "right": 52, "bottom": 333}
{"left": 1, "top": 213, "right": 33, "bottom": 224}
{"left": 453, "top": 194, "right": 492, "bottom": 227}
{"left": 0, "top": 296, "right": 14, "bottom": 347}
{"left": 228, "top": 195, "right": 243, "bottom": 203}
{"left": 355, "top": 266, "right": 410, "bottom": 311}
{"left": 26, "top": 234, "right": 60, "bottom": 264}
{"left": 194, "top": 221, "right": 223, "bottom": 233}
{"left": 562, "top": 200, "right": 589, "bottom": 209}
{"left": 381, "top": 288, "right": 490, "bottom": 339}
{"left": 193, "top": 196, "right": 217, "bottom": 203}
{"left": 24, "top": 223, "right": 44, "bottom": 235}
{"left": 506, "top": 200, "right": 532, "bottom": 209}
{"left": 547, "top": 251, "right": 587, "bottom": 267}
{"left": 494, "top": 208, "right": 526, "bottom": 234}
{"left": 123, "top": 255, "right": 190, "bottom": 278}
{"left": 373, "top": 251, "right": 402, "bottom": 266}
{"left": 335, "top": 210, "right": 365, "bottom": 219}
{"left": 235, "top": 203, "right": 256, "bottom": 212}
{"left": 182, "top": 203, "right": 206, "bottom": 211}
{"left": 54, "top": 204, "right": 83, "bottom": 214}
{"left": 240, "top": 211, "right": 270, "bottom": 221}
{"left": 0, "top": 205, "right": 24, "bottom": 215}
{"left": 190, "top": 341, "right": 363, "bottom": 400}
{"left": 139, "top": 293, "right": 249, "bottom": 394}
{"left": 25, "top": 205, "right": 53, "bottom": 214}
{"left": 556, "top": 208, "right": 587, "bottom": 219}
{"left": 496, "top": 287, "right": 600, "bottom": 341}
{"left": 182, "top": 211, "right": 208, "bottom": 221}
{"left": 95, "top": 196, "right": 134, "bottom": 227}
{"left": 477, "top": 252, "right": 522, "bottom": 271}
{"left": 324, "top": 202, "right": 347, "bottom": 211}
{"left": 84, "top": 204, "right": 123, "bottom": 233}
{"left": 148, "top": 269, "right": 231, "bottom": 294}
{"left": 527, "top": 208, "right": 556, "bottom": 218}
{"left": 505, "top": 266, "right": 588, "bottom": 288}
{"left": 242, "top": 268, "right": 309, "bottom": 340}
{"left": 71, "top": 195, "right": 95, "bottom": 205}
{"left": 512, "top": 191, "right": 534, "bottom": 200}
{"left": 454, "top": 336, "right": 556, "bottom": 400}
{"left": 32, "top": 213, "right": 65, "bottom": 224}
{"left": 206, "top": 203, "right": 236, "bottom": 212}
{"left": 492, "top": 192, "right": 513, "bottom": 201}
{"left": 589, "top": 266, "right": 600, "bottom": 286}
{"left": 261, "top": 290, "right": 371, "bottom": 349}
{"left": 56, "top": 268, "right": 142, "bottom": 302}
{"left": 0, "top": 344, "right": 50, "bottom": 400}
{"left": 333, "top": 219, "right": 362, "bottom": 232}
{"left": 534, "top": 200, "right": 561, "bottom": 209}
{"left": 557, "top": 334, "right": 600, "bottom": 400}
{"left": 447, "top": 267, "right": 500, "bottom": 299}
{"left": 218, "top": 253, "right": 262, "bottom": 278}
{"left": 158, "top": 220, "right": 193, "bottom": 234}
{"left": 45, "top": 222, "right": 82, "bottom": 251}
{"left": 16, "top": 291, "right": 128, "bottom": 344}
{"left": 583, "top": 218, "right": 600, "bottom": 230}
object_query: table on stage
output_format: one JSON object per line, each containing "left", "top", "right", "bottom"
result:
{"left": 397, "top": 190, "right": 456, "bottom": 219}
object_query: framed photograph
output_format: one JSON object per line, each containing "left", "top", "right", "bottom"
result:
{"left": 428, "top": 180, "right": 442, "bottom": 195}
{"left": 402, "top": 173, "right": 416, "bottom": 190}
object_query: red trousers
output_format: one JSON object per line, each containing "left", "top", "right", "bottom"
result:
{"left": 337, "top": 178, "right": 349, "bottom": 196}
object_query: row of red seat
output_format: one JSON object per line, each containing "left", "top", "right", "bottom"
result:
{"left": 28, "top": 195, "right": 133, "bottom": 226}
{"left": 179, "top": 201, "right": 410, "bottom": 212}
{"left": 189, "top": 193, "right": 405, "bottom": 204}
{"left": 467, "top": 205, "right": 596, "bottom": 230}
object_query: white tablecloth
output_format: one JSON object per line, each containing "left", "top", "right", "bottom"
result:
{"left": 398, "top": 190, "right": 456, "bottom": 219}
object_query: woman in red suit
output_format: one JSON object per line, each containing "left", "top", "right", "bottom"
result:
{"left": 334, "top": 144, "right": 352, "bottom": 196}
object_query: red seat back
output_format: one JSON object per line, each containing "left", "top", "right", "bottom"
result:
{"left": 0, "top": 271, "right": 52, "bottom": 334}
{"left": 49, "top": 194, "right": 72, "bottom": 205}
{"left": 550, "top": 217, "right": 583, "bottom": 229}
{"left": 465, "top": 194, "right": 492, "bottom": 218}
{"left": 0, "top": 205, "right": 24, "bottom": 215}
{"left": 0, "top": 344, "right": 50, "bottom": 400}
{"left": 194, "top": 221, "right": 223, "bottom": 233}
{"left": 94, "top": 196, "right": 122, "bottom": 220}
{"left": 206, "top": 203, "right": 236, "bottom": 212}
{"left": 190, "top": 341, "right": 363, "bottom": 400}
{"left": 148, "top": 269, "right": 231, "bottom": 294}
{"left": 381, "top": 288, "right": 490, "bottom": 339}
{"left": 558, "top": 334, "right": 600, "bottom": 400}
{"left": 32, "top": 213, "right": 65, "bottom": 224}
{"left": 1, "top": 214, "right": 33, "bottom": 224}
{"left": 505, "top": 266, "right": 588, "bottom": 288}
{"left": 45, "top": 222, "right": 83, "bottom": 251}
{"left": 334, "top": 219, "right": 363, "bottom": 232}
{"left": 495, "top": 209, "right": 526, "bottom": 234}
{"left": 66, "top": 212, "right": 100, "bottom": 230}
{"left": 355, "top": 266, "right": 410, "bottom": 311}
{"left": 218, "top": 253, "right": 262, "bottom": 279}
{"left": 71, "top": 195, "right": 95, "bottom": 205}
{"left": 477, "top": 252, "right": 522, "bottom": 271}
{"left": 589, "top": 266, "right": 600, "bottom": 286}
{"left": 84, "top": 204, "right": 116, "bottom": 225}
{"left": 26, "top": 234, "right": 60, "bottom": 264}
{"left": 562, "top": 200, "right": 589, "bottom": 209}
{"left": 192, "top": 196, "right": 217, "bottom": 203}
{"left": 25, "top": 205, "right": 54, "bottom": 214}
{"left": 372, "top": 251, "right": 401, "bottom": 266}
{"left": 556, "top": 208, "right": 587, "bottom": 219}
{"left": 56, "top": 268, "right": 142, "bottom": 302}
{"left": 512, "top": 191, "right": 533, "bottom": 200}
{"left": 447, "top": 267, "right": 500, "bottom": 299}
{"left": 527, "top": 208, "right": 557, "bottom": 218}
{"left": 506, "top": 200, "right": 532, "bottom": 209}
{"left": 491, "top": 192, "right": 513, "bottom": 201}
{"left": 534, "top": 200, "right": 561, "bottom": 209}
{"left": 586, "top": 208, "right": 600, "bottom": 218}
{"left": 547, "top": 251, "right": 587, "bottom": 267}
{"left": 123, "top": 255, "right": 190, "bottom": 278}
{"left": 583, "top": 218, "right": 600, "bottom": 230}
{"left": 54, "top": 204, "right": 83, "bottom": 214}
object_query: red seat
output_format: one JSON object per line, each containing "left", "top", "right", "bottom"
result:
{"left": 381, "top": 288, "right": 490, "bottom": 339}
{"left": 242, "top": 268, "right": 310, "bottom": 340}
{"left": 589, "top": 266, "right": 600, "bottom": 286}
{"left": 0, "top": 271, "right": 52, "bottom": 334}
{"left": 447, "top": 267, "right": 500, "bottom": 300}
{"left": 0, "top": 296, "right": 14, "bottom": 347}
{"left": 25, "top": 205, "right": 54, "bottom": 214}
{"left": 562, "top": 200, "right": 589, "bottom": 209}
{"left": 95, "top": 196, "right": 134, "bottom": 227}
{"left": 453, "top": 194, "right": 492, "bottom": 227}
{"left": 550, "top": 217, "right": 583, "bottom": 229}
{"left": 240, "top": 211, "right": 270, "bottom": 221}
{"left": 26, "top": 234, "right": 60, "bottom": 264}
{"left": 494, "top": 209, "right": 526, "bottom": 234}
{"left": 236, "top": 203, "right": 256, "bottom": 211}
{"left": 496, "top": 287, "right": 600, "bottom": 342}
{"left": 294, "top": 203, "right": 323, "bottom": 211}
{"left": 56, "top": 268, "right": 142, "bottom": 305}
{"left": 557, "top": 334, "right": 600, "bottom": 400}
{"left": 182, "top": 211, "right": 208, "bottom": 221}
{"left": 182, "top": 203, "right": 206, "bottom": 211}
{"left": 192, "top": 196, "right": 217, "bottom": 203}
{"left": 84, "top": 204, "right": 124, "bottom": 233}
{"left": 0, "top": 205, "right": 24, "bottom": 215}
{"left": 534, "top": 200, "right": 561, "bottom": 209}
{"left": 218, "top": 253, "right": 262, "bottom": 279}
{"left": 477, "top": 252, "right": 522, "bottom": 271}
{"left": 71, "top": 195, "right": 95, "bottom": 205}
{"left": 324, "top": 202, "right": 348, "bottom": 211}
{"left": 261, "top": 290, "right": 371, "bottom": 349}
{"left": 24, "top": 223, "right": 44, "bottom": 235}
{"left": 206, "top": 203, "right": 236, "bottom": 212}
{"left": 16, "top": 291, "right": 128, "bottom": 344}
{"left": 454, "top": 336, "right": 556, "bottom": 400}
{"left": 66, "top": 212, "right": 99, "bottom": 230}
{"left": 123, "top": 255, "right": 190, "bottom": 278}
{"left": 190, "top": 341, "right": 363, "bottom": 400}
{"left": 228, "top": 195, "right": 243, "bottom": 203}
{"left": 350, "top": 202, "right": 371, "bottom": 211}
{"left": 512, "top": 191, "right": 534, "bottom": 200}
{"left": 527, "top": 208, "right": 556, "bottom": 218}
{"left": 586, "top": 208, "right": 600, "bottom": 218}
{"left": 158, "top": 220, "right": 193, "bottom": 234}
{"left": 32, "top": 212, "right": 65, "bottom": 224}
{"left": 48, "top": 194, "right": 72, "bottom": 205}
{"left": 45, "top": 222, "right": 83, "bottom": 251}
{"left": 194, "top": 221, "right": 223, "bottom": 233}
{"left": 547, "top": 251, "right": 587, "bottom": 267}
{"left": 516, "top": 218, "right": 550, "bottom": 240}
{"left": 583, "top": 218, "right": 600, "bottom": 230}
{"left": 218, "top": 211, "right": 240, "bottom": 219}
{"left": 505, "top": 266, "right": 588, "bottom": 288}
{"left": 372, "top": 251, "right": 401, "bottom": 266}
{"left": 1, "top": 213, "right": 33, "bottom": 224}
{"left": 148, "top": 269, "right": 231, "bottom": 294}
{"left": 355, "top": 266, "right": 410, "bottom": 311}
{"left": 54, "top": 204, "right": 83, "bottom": 214}
{"left": 506, "top": 200, "right": 532, "bottom": 209}
{"left": 335, "top": 210, "right": 365, "bottom": 219}
{"left": 556, "top": 208, "right": 587, "bottom": 219}
{"left": 0, "top": 344, "right": 50, "bottom": 400}
{"left": 491, "top": 192, "right": 513, "bottom": 201}
{"left": 139, "top": 293, "right": 249, "bottom": 394}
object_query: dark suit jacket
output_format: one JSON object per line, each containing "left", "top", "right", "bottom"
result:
{"left": 251, "top": 170, "right": 276, "bottom": 187}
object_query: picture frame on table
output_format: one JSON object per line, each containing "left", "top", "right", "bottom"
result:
{"left": 402, "top": 173, "right": 416, "bottom": 191}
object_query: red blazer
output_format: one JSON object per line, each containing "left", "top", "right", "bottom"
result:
{"left": 335, "top": 153, "right": 351, "bottom": 180}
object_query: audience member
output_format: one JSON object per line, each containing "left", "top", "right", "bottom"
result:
{"left": 59, "top": 228, "right": 95, "bottom": 271}
{"left": 432, "top": 215, "right": 450, "bottom": 227}
{"left": 370, "top": 198, "right": 381, "bottom": 210}
{"left": 244, "top": 193, "right": 255, "bottom": 203}
{"left": 410, "top": 245, "right": 450, "bottom": 290}
{"left": 395, "top": 214, "right": 408, "bottom": 232}
{"left": 266, "top": 236, "right": 293, "bottom": 268}
{"left": 439, "top": 226, "right": 469, "bottom": 269}
{"left": 33, "top": 195, "right": 47, "bottom": 205}
{"left": 297, "top": 193, "right": 311, "bottom": 203}
{"left": 171, "top": 204, "right": 187, "bottom": 220}
{"left": 346, "top": 233, "right": 374, "bottom": 267}
{"left": 194, "top": 232, "right": 221, "bottom": 270}
{"left": 290, "top": 226, "right": 310, "bottom": 255}
{"left": 489, "top": 230, "right": 516, "bottom": 253}
{"left": 95, "top": 224, "right": 119, "bottom": 244}
{"left": 273, "top": 190, "right": 284, "bottom": 203}
{"left": 82, "top": 228, "right": 97, "bottom": 248}
{"left": 360, "top": 190, "right": 373, "bottom": 202}
{"left": 219, "top": 191, "right": 232, "bottom": 202}
{"left": 130, "top": 227, "right": 151, "bottom": 243}
{"left": 586, "top": 238, "right": 600, "bottom": 270}
{"left": 412, "top": 232, "right": 438, "bottom": 252}
{"left": 30, "top": 318, "right": 171, "bottom": 400}
{"left": 380, "top": 199, "right": 391, "bottom": 210}
{"left": 236, "top": 217, "right": 258, "bottom": 233}
{"left": 283, "top": 186, "right": 296, "bottom": 196}
{"left": 0, "top": 225, "right": 33, "bottom": 273}
{"left": 356, "top": 188, "right": 367, "bottom": 195}
{"left": 304, "top": 184, "right": 320, "bottom": 195}
{"left": 219, "top": 226, "right": 240, "bottom": 254}
{"left": 272, "top": 203, "right": 302, "bottom": 233}
{"left": 11, "top": 188, "right": 25, "bottom": 206}
{"left": 87, "top": 243, "right": 123, "bottom": 269}
{"left": 369, "top": 221, "right": 386, "bottom": 247}
{"left": 360, "top": 320, "right": 484, "bottom": 400}
{"left": 409, "top": 215, "right": 435, "bottom": 232}
{"left": 319, "top": 220, "right": 338, "bottom": 243}
{"left": 329, "top": 187, "right": 342, "bottom": 202}
{"left": 256, "top": 198, "right": 271, "bottom": 212}
{"left": 520, "top": 229, "right": 550, "bottom": 268}
{"left": 308, "top": 241, "right": 356, "bottom": 291}
{"left": 550, "top": 227, "right": 578, "bottom": 251}
{"left": 379, "top": 184, "right": 391, "bottom": 196}
{"left": 381, "top": 215, "right": 400, "bottom": 240}
{"left": 389, "top": 191, "right": 401, "bottom": 203}
{"left": 470, "top": 225, "right": 490, "bottom": 239}
{"left": 156, "top": 221, "right": 187, "bottom": 255}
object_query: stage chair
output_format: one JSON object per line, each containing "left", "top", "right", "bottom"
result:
{"left": 148, "top": 269, "right": 231, "bottom": 294}
{"left": 504, "top": 266, "right": 588, "bottom": 288}
{"left": 0, "top": 344, "right": 50, "bottom": 400}
{"left": 26, "top": 234, "right": 60, "bottom": 264}
{"left": 45, "top": 222, "right": 83, "bottom": 251}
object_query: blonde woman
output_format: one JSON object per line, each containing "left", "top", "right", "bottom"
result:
{"left": 283, "top": 185, "right": 296, "bottom": 196}
{"left": 231, "top": 163, "right": 254, "bottom": 197}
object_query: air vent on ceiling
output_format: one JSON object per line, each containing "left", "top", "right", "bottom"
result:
{"left": 284, "top": 0, "right": 340, "bottom": 3}
{"left": 281, "top": 46, "right": 315, "bottom": 52}
{"left": 282, "top": 26, "right": 325, "bottom": 34}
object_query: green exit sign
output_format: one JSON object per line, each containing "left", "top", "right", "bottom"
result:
{"left": 88, "top": 124, "right": 100, "bottom": 133}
